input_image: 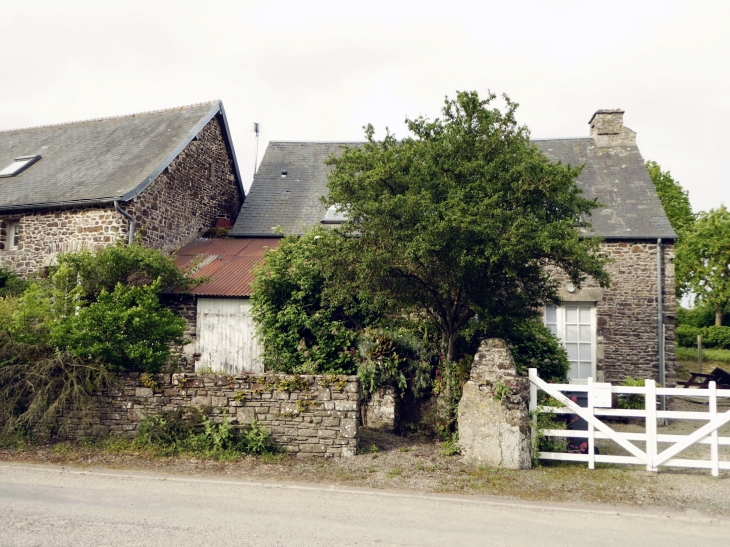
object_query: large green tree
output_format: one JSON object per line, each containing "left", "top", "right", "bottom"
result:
{"left": 645, "top": 160, "right": 694, "bottom": 235}
{"left": 325, "top": 91, "right": 610, "bottom": 361}
{"left": 677, "top": 206, "right": 730, "bottom": 326}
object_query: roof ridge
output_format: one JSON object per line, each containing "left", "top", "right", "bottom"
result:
{"left": 0, "top": 100, "right": 220, "bottom": 134}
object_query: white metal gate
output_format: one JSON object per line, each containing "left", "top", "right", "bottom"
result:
{"left": 528, "top": 368, "right": 730, "bottom": 476}
{"left": 196, "top": 298, "right": 263, "bottom": 374}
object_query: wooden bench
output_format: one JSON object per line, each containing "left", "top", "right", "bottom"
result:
{"left": 682, "top": 367, "right": 730, "bottom": 389}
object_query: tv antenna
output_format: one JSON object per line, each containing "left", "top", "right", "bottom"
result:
{"left": 253, "top": 122, "right": 260, "bottom": 176}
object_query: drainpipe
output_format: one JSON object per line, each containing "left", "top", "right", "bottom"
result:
{"left": 114, "top": 200, "right": 135, "bottom": 245}
{"left": 657, "top": 238, "right": 665, "bottom": 412}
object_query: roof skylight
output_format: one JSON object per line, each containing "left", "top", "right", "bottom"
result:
{"left": 322, "top": 204, "right": 348, "bottom": 224}
{"left": 0, "top": 155, "right": 41, "bottom": 178}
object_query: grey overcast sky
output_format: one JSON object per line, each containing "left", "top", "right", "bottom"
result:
{"left": 1, "top": 0, "right": 727, "bottom": 211}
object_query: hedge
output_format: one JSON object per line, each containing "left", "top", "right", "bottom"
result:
{"left": 676, "top": 324, "right": 730, "bottom": 349}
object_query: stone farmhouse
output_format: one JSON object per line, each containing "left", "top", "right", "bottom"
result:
{"left": 0, "top": 101, "right": 244, "bottom": 275}
{"left": 176, "top": 109, "right": 677, "bottom": 387}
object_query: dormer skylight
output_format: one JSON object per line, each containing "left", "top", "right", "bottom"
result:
{"left": 322, "top": 204, "right": 348, "bottom": 224}
{"left": 0, "top": 155, "right": 41, "bottom": 178}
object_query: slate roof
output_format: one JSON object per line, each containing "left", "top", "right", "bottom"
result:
{"left": 230, "top": 138, "right": 676, "bottom": 240}
{"left": 175, "top": 238, "right": 280, "bottom": 297}
{"left": 229, "top": 142, "right": 354, "bottom": 237}
{"left": 0, "top": 101, "right": 243, "bottom": 212}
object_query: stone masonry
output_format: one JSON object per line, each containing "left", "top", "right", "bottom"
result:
{"left": 66, "top": 372, "right": 360, "bottom": 458}
{"left": 457, "top": 339, "right": 532, "bottom": 469}
{"left": 550, "top": 240, "right": 676, "bottom": 386}
{"left": 0, "top": 116, "right": 241, "bottom": 275}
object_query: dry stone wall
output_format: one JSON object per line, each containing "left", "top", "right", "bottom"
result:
{"left": 67, "top": 372, "right": 360, "bottom": 458}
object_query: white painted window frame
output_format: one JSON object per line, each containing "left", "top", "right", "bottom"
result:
{"left": 7, "top": 221, "right": 19, "bottom": 250}
{"left": 543, "top": 303, "right": 597, "bottom": 384}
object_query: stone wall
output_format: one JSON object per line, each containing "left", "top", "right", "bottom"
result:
{"left": 362, "top": 386, "right": 399, "bottom": 431}
{"left": 0, "top": 115, "right": 242, "bottom": 275}
{"left": 160, "top": 294, "right": 198, "bottom": 371}
{"left": 0, "top": 205, "right": 124, "bottom": 275}
{"left": 124, "top": 116, "right": 242, "bottom": 253}
{"left": 550, "top": 240, "right": 676, "bottom": 386}
{"left": 67, "top": 372, "right": 359, "bottom": 458}
{"left": 457, "top": 339, "right": 532, "bottom": 468}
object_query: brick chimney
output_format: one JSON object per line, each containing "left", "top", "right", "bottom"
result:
{"left": 589, "top": 109, "right": 636, "bottom": 147}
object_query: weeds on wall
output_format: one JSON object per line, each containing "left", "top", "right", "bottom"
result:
{"left": 134, "top": 408, "right": 278, "bottom": 460}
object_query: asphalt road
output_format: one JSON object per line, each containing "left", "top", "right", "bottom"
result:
{"left": 0, "top": 464, "right": 728, "bottom": 547}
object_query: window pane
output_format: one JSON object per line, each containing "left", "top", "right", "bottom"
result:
{"left": 568, "top": 363, "right": 579, "bottom": 380}
{"left": 579, "top": 362, "right": 592, "bottom": 379}
{"left": 547, "top": 324, "right": 557, "bottom": 336}
{"left": 565, "top": 325, "right": 578, "bottom": 341}
{"left": 579, "top": 343, "right": 592, "bottom": 361}
{"left": 545, "top": 306, "right": 557, "bottom": 323}
{"left": 566, "top": 306, "right": 578, "bottom": 323}
{"left": 579, "top": 325, "right": 591, "bottom": 341}
{"left": 566, "top": 343, "right": 578, "bottom": 360}
{"left": 579, "top": 306, "right": 591, "bottom": 324}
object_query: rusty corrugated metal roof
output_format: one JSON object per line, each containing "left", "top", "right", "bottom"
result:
{"left": 175, "top": 238, "right": 280, "bottom": 297}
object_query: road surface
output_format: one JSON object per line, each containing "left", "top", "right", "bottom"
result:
{"left": 0, "top": 464, "right": 728, "bottom": 546}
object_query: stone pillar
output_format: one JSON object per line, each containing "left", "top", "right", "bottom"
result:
{"left": 457, "top": 339, "right": 532, "bottom": 469}
{"left": 363, "top": 386, "right": 399, "bottom": 431}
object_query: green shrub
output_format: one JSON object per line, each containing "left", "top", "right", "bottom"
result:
{"left": 616, "top": 377, "right": 646, "bottom": 410}
{"left": 0, "top": 267, "right": 27, "bottom": 297}
{"left": 676, "top": 324, "right": 702, "bottom": 347}
{"left": 508, "top": 320, "right": 570, "bottom": 382}
{"left": 676, "top": 324, "right": 730, "bottom": 349}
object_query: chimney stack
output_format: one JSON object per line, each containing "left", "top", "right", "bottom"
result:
{"left": 589, "top": 109, "right": 636, "bottom": 147}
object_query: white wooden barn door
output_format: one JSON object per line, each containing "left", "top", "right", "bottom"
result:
{"left": 196, "top": 298, "right": 264, "bottom": 374}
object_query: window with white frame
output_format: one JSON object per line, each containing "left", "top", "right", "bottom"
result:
{"left": 6, "top": 222, "right": 19, "bottom": 250}
{"left": 544, "top": 304, "right": 596, "bottom": 382}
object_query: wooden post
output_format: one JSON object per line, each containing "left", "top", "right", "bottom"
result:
{"left": 645, "top": 379, "right": 658, "bottom": 472}
{"left": 698, "top": 334, "right": 703, "bottom": 374}
{"left": 587, "top": 376, "right": 595, "bottom": 470}
{"left": 529, "top": 368, "right": 538, "bottom": 459}
{"left": 710, "top": 381, "right": 719, "bottom": 478}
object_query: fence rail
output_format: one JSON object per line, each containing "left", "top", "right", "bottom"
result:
{"left": 528, "top": 368, "right": 730, "bottom": 476}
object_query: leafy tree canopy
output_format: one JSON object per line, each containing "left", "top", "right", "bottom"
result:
{"left": 325, "top": 91, "right": 610, "bottom": 361}
{"left": 645, "top": 160, "right": 694, "bottom": 236}
{"left": 677, "top": 205, "right": 730, "bottom": 326}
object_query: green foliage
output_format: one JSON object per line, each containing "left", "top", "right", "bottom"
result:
{"left": 507, "top": 320, "right": 570, "bottom": 382}
{"left": 51, "top": 279, "right": 186, "bottom": 372}
{"left": 325, "top": 90, "right": 610, "bottom": 361}
{"left": 616, "top": 377, "right": 647, "bottom": 410}
{"left": 251, "top": 228, "right": 380, "bottom": 375}
{"left": 0, "top": 267, "right": 27, "bottom": 297}
{"left": 676, "top": 304, "right": 728, "bottom": 328}
{"left": 440, "top": 436, "right": 461, "bottom": 457}
{"left": 676, "top": 206, "right": 730, "bottom": 323}
{"left": 676, "top": 324, "right": 730, "bottom": 349}
{"left": 645, "top": 161, "right": 695, "bottom": 235}
{"left": 135, "top": 408, "right": 277, "bottom": 459}
{"left": 55, "top": 239, "right": 194, "bottom": 301}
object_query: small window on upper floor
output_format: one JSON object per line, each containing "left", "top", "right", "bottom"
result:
{"left": 6, "top": 222, "right": 19, "bottom": 250}
{"left": 0, "top": 155, "right": 41, "bottom": 178}
{"left": 322, "top": 204, "right": 349, "bottom": 224}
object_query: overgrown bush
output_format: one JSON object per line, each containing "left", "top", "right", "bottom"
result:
{"left": 0, "top": 267, "right": 27, "bottom": 297}
{"left": 251, "top": 228, "right": 381, "bottom": 375}
{"left": 0, "top": 240, "right": 194, "bottom": 438}
{"left": 0, "top": 332, "right": 116, "bottom": 438}
{"left": 616, "top": 377, "right": 647, "bottom": 410}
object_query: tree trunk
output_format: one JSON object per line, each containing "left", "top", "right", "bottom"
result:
{"left": 717, "top": 305, "right": 723, "bottom": 327}
{"left": 446, "top": 335, "right": 456, "bottom": 362}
